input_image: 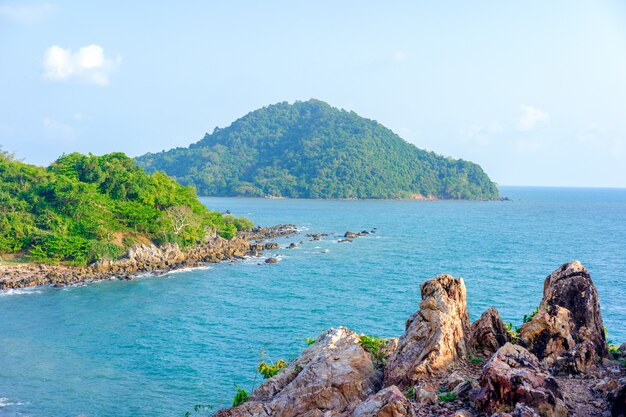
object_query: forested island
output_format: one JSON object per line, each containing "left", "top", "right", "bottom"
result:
{"left": 136, "top": 99, "right": 499, "bottom": 200}
{"left": 0, "top": 150, "right": 252, "bottom": 266}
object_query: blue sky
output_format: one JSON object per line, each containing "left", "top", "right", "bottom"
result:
{"left": 1, "top": 1, "right": 626, "bottom": 187}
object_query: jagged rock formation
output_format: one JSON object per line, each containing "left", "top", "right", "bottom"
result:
{"left": 473, "top": 343, "right": 568, "bottom": 417}
{"left": 214, "top": 327, "right": 382, "bottom": 417}
{"left": 214, "top": 261, "right": 624, "bottom": 417}
{"left": 383, "top": 274, "right": 470, "bottom": 389}
{"left": 520, "top": 261, "right": 607, "bottom": 372}
{"left": 470, "top": 307, "right": 512, "bottom": 356}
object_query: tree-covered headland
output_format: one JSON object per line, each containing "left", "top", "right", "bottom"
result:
{"left": 0, "top": 150, "right": 252, "bottom": 266}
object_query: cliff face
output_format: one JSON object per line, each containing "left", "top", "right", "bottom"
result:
{"left": 215, "top": 261, "right": 626, "bottom": 417}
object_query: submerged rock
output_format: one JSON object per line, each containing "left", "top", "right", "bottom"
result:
{"left": 473, "top": 343, "right": 567, "bottom": 417}
{"left": 384, "top": 274, "right": 470, "bottom": 389}
{"left": 214, "top": 327, "right": 382, "bottom": 417}
{"left": 265, "top": 257, "right": 278, "bottom": 264}
{"left": 520, "top": 261, "right": 607, "bottom": 372}
{"left": 470, "top": 307, "right": 511, "bottom": 356}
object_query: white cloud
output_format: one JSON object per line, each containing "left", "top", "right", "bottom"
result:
{"left": 460, "top": 121, "right": 503, "bottom": 146}
{"left": 43, "top": 117, "right": 76, "bottom": 142}
{"left": 43, "top": 45, "right": 121, "bottom": 85}
{"left": 0, "top": 3, "right": 53, "bottom": 24}
{"left": 518, "top": 105, "right": 550, "bottom": 131}
{"left": 392, "top": 50, "right": 408, "bottom": 62}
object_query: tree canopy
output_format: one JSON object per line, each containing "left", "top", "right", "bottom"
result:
{"left": 0, "top": 151, "right": 252, "bottom": 265}
{"left": 136, "top": 99, "right": 499, "bottom": 200}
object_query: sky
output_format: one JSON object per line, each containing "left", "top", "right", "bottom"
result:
{"left": 1, "top": 1, "right": 626, "bottom": 187}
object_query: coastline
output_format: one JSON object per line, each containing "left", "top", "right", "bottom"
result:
{"left": 0, "top": 224, "right": 297, "bottom": 291}
{"left": 203, "top": 194, "right": 509, "bottom": 202}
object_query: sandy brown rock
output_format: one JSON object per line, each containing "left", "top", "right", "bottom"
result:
{"left": 384, "top": 274, "right": 470, "bottom": 389}
{"left": 474, "top": 343, "right": 568, "bottom": 417}
{"left": 347, "top": 385, "right": 415, "bottom": 417}
{"left": 470, "top": 307, "right": 511, "bottom": 356}
{"left": 215, "top": 327, "right": 382, "bottom": 417}
{"left": 520, "top": 261, "right": 607, "bottom": 371}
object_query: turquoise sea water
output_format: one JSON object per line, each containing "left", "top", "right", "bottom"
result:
{"left": 0, "top": 186, "right": 625, "bottom": 416}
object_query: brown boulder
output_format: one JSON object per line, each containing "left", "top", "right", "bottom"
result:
{"left": 347, "top": 385, "right": 415, "bottom": 417}
{"left": 551, "top": 340, "right": 598, "bottom": 375}
{"left": 470, "top": 307, "right": 512, "bottom": 356}
{"left": 473, "top": 343, "right": 567, "bottom": 417}
{"left": 384, "top": 274, "right": 470, "bottom": 389}
{"left": 520, "top": 261, "right": 607, "bottom": 371}
{"left": 214, "top": 327, "right": 382, "bottom": 417}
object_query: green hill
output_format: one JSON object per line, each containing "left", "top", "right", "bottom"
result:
{"left": 0, "top": 150, "right": 252, "bottom": 266}
{"left": 136, "top": 99, "right": 499, "bottom": 200}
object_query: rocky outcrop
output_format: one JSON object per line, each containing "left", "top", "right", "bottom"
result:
{"left": 473, "top": 343, "right": 568, "bottom": 417}
{"left": 0, "top": 224, "right": 297, "bottom": 290}
{"left": 470, "top": 307, "right": 511, "bottom": 356}
{"left": 347, "top": 386, "right": 415, "bottom": 417}
{"left": 384, "top": 274, "right": 470, "bottom": 389}
{"left": 214, "top": 327, "right": 382, "bottom": 417}
{"left": 520, "top": 261, "right": 607, "bottom": 371}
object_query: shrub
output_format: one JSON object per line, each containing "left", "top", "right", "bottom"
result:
{"left": 257, "top": 359, "right": 287, "bottom": 379}
{"left": 232, "top": 386, "right": 249, "bottom": 407}
{"left": 438, "top": 392, "right": 457, "bottom": 402}
{"left": 359, "top": 334, "right": 388, "bottom": 367}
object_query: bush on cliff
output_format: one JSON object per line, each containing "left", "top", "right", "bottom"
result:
{"left": 0, "top": 150, "right": 252, "bottom": 266}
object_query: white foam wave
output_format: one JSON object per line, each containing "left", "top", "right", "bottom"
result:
{"left": 0, "top": 287, "right": 43, "bottom": 297}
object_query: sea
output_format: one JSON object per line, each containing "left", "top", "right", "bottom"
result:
{"left": 0, "top": 186, "right": 624, "bottom": 417}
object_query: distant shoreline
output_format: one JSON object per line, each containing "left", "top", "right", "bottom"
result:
{"left": 199, "top": 194, "right": 511, "bottom": 202}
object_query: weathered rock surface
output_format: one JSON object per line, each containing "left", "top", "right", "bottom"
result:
{"left": 552, "top": 340, "right": 598, "bottom": 375}
{"left": 214, "top": 327, "right": 382, "bottom": 417}
{"left": 611, "top": 378, "right": 626, "bottom": 417}
{"left": 347, "top": 385, "right": 415, "bottom": 417}
{"left": 470, "top": 307, "right": 512, "bottom": 356}
{"left": 384, "top": 274, "right": 470, "bottom": 389}
{"left": 520, "top": 261, "right": 607, "bottom": 371}
{"left": 473, "top": 343, "right": 568, "bottom": 417}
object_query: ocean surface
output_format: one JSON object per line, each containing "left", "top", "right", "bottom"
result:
{"left": 0, "top": 186, "right": 625, "bottom": 417}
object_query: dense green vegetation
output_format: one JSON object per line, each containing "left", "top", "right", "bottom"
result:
{"left": 136, "top": 99, "right": 499, "bottom": 199}
{"left": 0, "top": 149, "right": 252, "bottom": 266}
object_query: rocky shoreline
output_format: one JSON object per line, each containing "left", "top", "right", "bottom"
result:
{"left": 0, "top": 224, "right": 297, "bottom": 290}
{"left": 215, "top": 261, "right": 626, "bottom": 417}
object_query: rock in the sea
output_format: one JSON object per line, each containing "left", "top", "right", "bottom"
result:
{"left": 288, "top": 242, "right": 297, "bottom": 249}
{"left": 384, "top": 274, "right": 470, "bottom": 389}
{"left": 473, "top": 343, "right": 567, "bottom": 417}
{"left": 265, "top": 257, "right": 278, "bottom": 264}
{"left": 345, "top": 231, "right": 358, "bottom": 238}
{"left": 470, "top": 307, "right": 511, "bottom": 356}
{"left": 214, "top": 327, "right": 382, "bottom": 417}
{"left": 347, "top": 385, "right": 415, "bottom": 417}
{"left": 520, "top": 261, "right": 607, "bottom": 371}
{"left": 264, "top": 242, "right": 279, "bottom": 250}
